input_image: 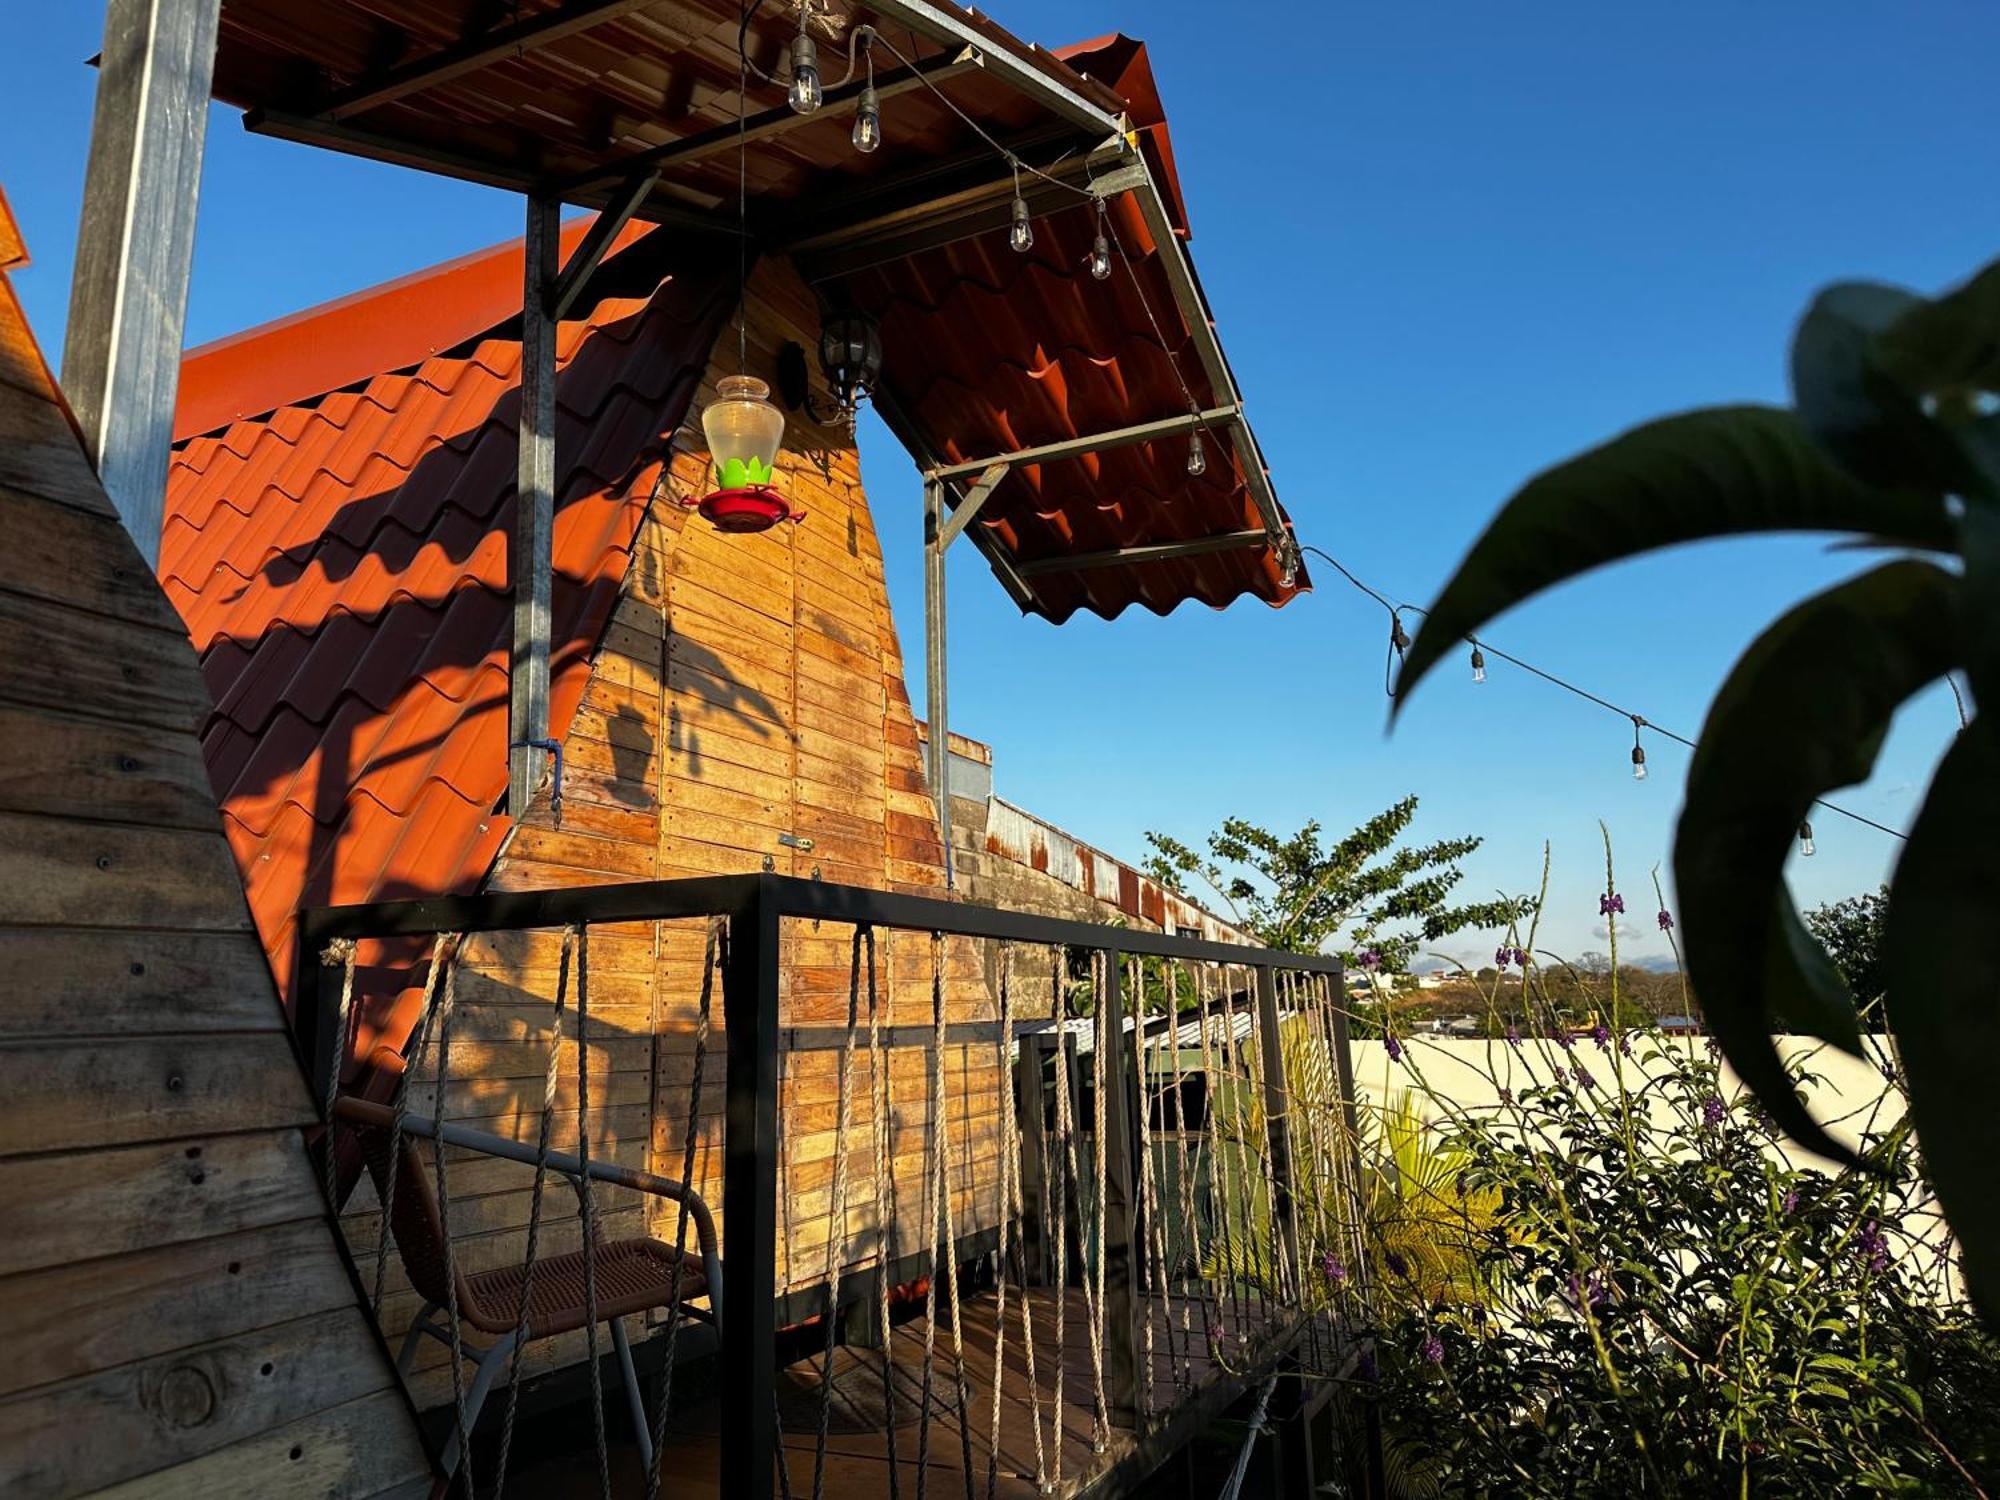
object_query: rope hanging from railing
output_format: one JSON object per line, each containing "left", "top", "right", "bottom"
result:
{"left": 644, "top": 916, "right": 724, "bottom": 1500}
{"left": 1086, "top": 950, "right": 1109, "bottom": 1453}
{"left": 570, "top": 924, "right": 614, "bottom": 1500}
{"left": 1128, "top": 956, "right": 1165, "bottom": 1417}
{"left": 811, "top": 924, "right": 869, "bottom": 1500}
{"left": 1192, "top": 962, "right": 1245, "bottom": 1353}
{"left": 492, "top": 923, "right": 578, "bottom": 1499}
{"left": 985, "top": 941, "right": 1033, "bottom": 1500}
{"left": 864, "top": 927, "right": 901, "bottom": 1500}
{"left": 369, "top": 930, "right": 455, "bottom": 1316}
{"left": 319, "top": 937, "right": 360, "bottom": 1218}
{"left": 423, "top": 937, "right": 473, "bottom": 1500}
{"left": 1162, "top": 958, "right": 1209, "bottom": 1395}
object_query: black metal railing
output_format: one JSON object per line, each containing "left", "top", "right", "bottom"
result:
{"left": 299, "top": 873, "right": 1359, "bottom": 1496}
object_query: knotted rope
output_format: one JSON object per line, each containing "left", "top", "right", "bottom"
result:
{"left": 422, "top": 939, "right": 473, "bottom": 1499}
{"left": 644, "top": 917, "right": 723, "bottom": 1500}
{"left": 370, "top": 931, "right": 456, "bottom": 1317}
{"left": 492, "top": 924, "right": 578, "bottom": 1499}
{"left": 864, "top": 928, "right": 901, "bottom": 1500}
{"left": 318, "top": 937, "right": 359, "bottom": 1219}
{"left": 572, "top": 924, "right": 613, "bottom": 1500}
{"left": 812, "top": 925, "right": 868, "bottom": 1500}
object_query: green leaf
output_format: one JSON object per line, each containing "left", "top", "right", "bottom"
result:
{"left": 1791, "top": 282, "right": 1961, "bottom": 496}
{"left": 1883, "top": 715, "right": 2000, "bottom": 1323}
{"left": 1397, "top": 406, "right": 1953, "bottom": 709}
{"left": 1675, "top": 560, "right": 1959, "bottom": 1163}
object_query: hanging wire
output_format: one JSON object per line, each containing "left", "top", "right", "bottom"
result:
{"left": 1295, "top": 544, "right": 1911, "bottom": 842}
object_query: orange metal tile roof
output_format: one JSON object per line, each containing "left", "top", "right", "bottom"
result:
{"left": 163, "top": 226, "right": 734, "bottom": 1028}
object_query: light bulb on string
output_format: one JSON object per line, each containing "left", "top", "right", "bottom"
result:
{"left": 1798, "top": 821, "right": 1816, "bottom": 858}
{"left": 1009, "top": 193, "right": 1034, "bottom": 254}
{"left": 1630, "top": 717, "right": 1648, "bottom": 781}
{"left": 1470, "top": 645, "right": 1486, "bottom": 684}
{"left": 852, "top": 83, "right": 881, "bottom": 152}
{"left": 788, "top": 31, "right": 823, "bottom": 114}
{"left": 1391, "top": 613, "right": 1411, "bottom": 655}
{"left": 1186, "top": 427, "right": 1208, "bottom": 478}
{"left": 1088, "top": 200, "right": 1112, "bottom": 280}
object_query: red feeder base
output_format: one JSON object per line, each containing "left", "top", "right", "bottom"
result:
{"left": 691, "top": 485, "right": 801, "bottom": 534}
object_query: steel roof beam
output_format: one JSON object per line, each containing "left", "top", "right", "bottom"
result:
{"left": 317, "top": 0, "right": 663, "bottom": 122}
{"left": 926, "top": 405, "right": 1240, "bottom": 483}
{"left": 547, "top": 168, "right": 658, "bottom": 322}
{"left": 1015, "top": 530, "right": 1268, "bottom": 577}
{"left": 552, "top": 46, "right": 985, "bottom": 198}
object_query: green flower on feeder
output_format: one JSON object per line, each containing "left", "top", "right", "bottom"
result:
{"left": 692, "top": 374, "right": 803, "bottom": 533}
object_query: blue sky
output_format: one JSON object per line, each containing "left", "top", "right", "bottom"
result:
{"left": 6, "top": 3, "right": 1995, "bottom": 963}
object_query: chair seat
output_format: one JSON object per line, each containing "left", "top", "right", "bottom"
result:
{"left": 462, "top": 1238, "right": 707, "bottom": 1340}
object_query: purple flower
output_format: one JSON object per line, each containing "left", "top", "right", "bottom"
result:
{"left": 1383, "top": 1250, "right": 1409, "bottom": 1278}
{"left": 1566, "top": 1271, "right": 1606, "bottom": 1309}
{"left": 1504, "top": 1024, "right": 1522, "bottom": 1049}
{"left": 1385, "top": 1034, "right": 1404, "bottom": 1063}
{"left": 1551, "top": 1065, "right": 1570, "bottom": 1088}
{"left": 1657, "top": 909, "right": 1674, "bottom": 932}
{"left": 1497, "top": 1086, "right": 1514, "bottom": 1105}
{"left": 1558, "top": 1029, "right": 1576, "bottom": 1051}
{"left": 1858, "top": 1220, "right": 1890, "bottom": 1274}
{"left": 1511, "top": 947, "right": 1530, "bottom": 968}
{"left": 1360, "top": 948, "right": 1382, "bottom": 972}
{"left": 1420, "top": 1333, "right": 1445, "bottom": 1366}
{"left": 1599, "top": 893, "right": 1625, "bottom": 917}
{"left": 1702, "top": 1096, "right": 1726, "bottom": 1127}
{"left": 1618, "top": 1034, "right": 1632, "bottom": 1057}
{"left": 1590, "top": 1022, "right": 1611, "bottom": 1052}
{"left": 1495, "top": 945, "right": 1513, "bottom": 970}
{"left": 1575, "top": 1065, "right": 1597, "bottom": 1092}
{"left": 1781, "top": 1186, "right": 1800, "bottom": 1215}
{"left": 1321, "top": 1251, "right": 1347, "bottom": 1285}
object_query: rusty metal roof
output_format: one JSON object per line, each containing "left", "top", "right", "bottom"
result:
{"left": 202, "top": 2, "right": 1310, "bottom": 621}
{"left": 161, "top": 227, "right": 733, "bottom": 1019}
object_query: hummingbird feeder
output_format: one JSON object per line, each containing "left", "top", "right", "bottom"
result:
{"left": 691, "top": 374, "right": 804, "bottom": 533}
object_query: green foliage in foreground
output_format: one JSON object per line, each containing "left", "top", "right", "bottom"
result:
{"left": 1345, "top": 848, "right": 2000, "bottom": 1496}
{"left": 1394, "top": 252, "right": 2000, "bottom": 1318}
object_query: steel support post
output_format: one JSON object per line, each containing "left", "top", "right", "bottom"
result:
{"left": 510, "top": 196, "right": 559, "bottom": 817}
{"left": 1097, "top": 951, "right": 1144, "bottom": 1427}
{"left": 61, "top": 0, "right": 221, "bottom": 564}
{"left": 923, "top": 478, "right": 954, "bottom": 885}
{"left": 720, "top": 879, "right": 781, "bottom": 1497}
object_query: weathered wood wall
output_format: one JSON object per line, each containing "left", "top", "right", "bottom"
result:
{"left": 0, "top": 204, "right": 432, "bottom": 1499}
{"left": 351, "top": 255, "right": 1004, "bottom": 1410}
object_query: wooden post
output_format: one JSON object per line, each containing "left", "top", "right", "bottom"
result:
{"left": 1096, "top": 950, "right": 1143, "bottom": 1427}
{"left": 61, "top": 0, "right": 221, "bottom": 564}
{"left": 510, "top": 195, "right": 559, "bottom": 816}
{"left": 1013, "top": 1037, "right": 1049, "bottom": 1284}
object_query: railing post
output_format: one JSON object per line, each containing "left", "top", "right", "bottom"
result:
{"left": 1096, "top": 949, "right": 1143, "bottom": 1426}
{"left": 1013, "top": 1037, "right": 1049, "bottom": 1285}
{"left": 721, "top": 877, "right": 781, "bottom": 1497}
{"left": 1254, "top": 964, "right": 1301, "bottom": 1303}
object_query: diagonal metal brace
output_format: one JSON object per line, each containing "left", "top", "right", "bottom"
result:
{"left": 547, "top": 169, "right": 660, "bottom": 323}
{"left": 936, "top": 462, "right": 1010, "bottom": 552}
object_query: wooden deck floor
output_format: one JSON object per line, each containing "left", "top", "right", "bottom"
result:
{"left": 510, "top": 1287, "right": 1289, "bottom": 1498}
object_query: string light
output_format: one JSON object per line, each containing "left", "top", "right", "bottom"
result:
{"left": 1294, "top": 545, "right": 1909, "bottom": 846}
{"left": 1088, "top": 201, "right": 1112, "bottom": 281}
{"left": 787, "top": 25, "right": 823, "bottom": 114}
{"left": 1186, "top": 426, "right": 1208, "bottom": 478}
{"left": 1470, "top": 644, "right": 1487, "bottom": 684}
{"left": 1630, "top": 717, "right": 1648, "bottom": 782}
{"left": 1391, "top": 613, "right": 1411, "bottom": 655}
{"left": 1008, "top": 188, "right": 1040, "bottom": 256}
{"left": 851, "top": 41, "right": 881, "bottom": 153}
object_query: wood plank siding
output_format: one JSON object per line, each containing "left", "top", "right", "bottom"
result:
{"left": 341, "top": 256, "right": 1005, "bottom": 1411}
{"left": 0, "top": 216, "right": 432, "bottom": 1497}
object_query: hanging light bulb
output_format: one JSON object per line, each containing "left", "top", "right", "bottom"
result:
{"left": 1089, "top": 232, "right": 1112, "bottom": 281}
{"left": 1009, "top": 194, "right": 1034, "bottom": 254}
{"left": 1631, "top": 718, "right": 1648, "bottom": 780}
{"left": 1186, "top": 427, "right": 1208, "bottom": 477}
{"left": 1470, "top": 645, "right": 1487, "bottom": 684}
{"left": 852, "top": 82, "right": 881, "bottom": 152}
{"left": 1391, "top": 614, "right": 1411, "bottom": 654}
{"left": 1278, "top": 541, "right": 1300, "bottom": 588}
{"left": 788, "top": 31, "right": 823, "bottom": 114}
{"left": 1798, "top": 821, "right": 1816, "bottom": 858}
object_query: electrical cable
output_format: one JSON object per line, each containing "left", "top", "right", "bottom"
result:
{"left": 1296, "top": 545, "right": 1912, "bottom": 842}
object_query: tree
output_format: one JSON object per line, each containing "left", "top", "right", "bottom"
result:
{"left": 1803, "top": 887, "right": 1889, "bottom": 1007}
{"left": 1143, "top": 795, "right": 1530, "bottom": 966}
{"left": 1393, "top": 252, "right": 2000, "bottom": 1320}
